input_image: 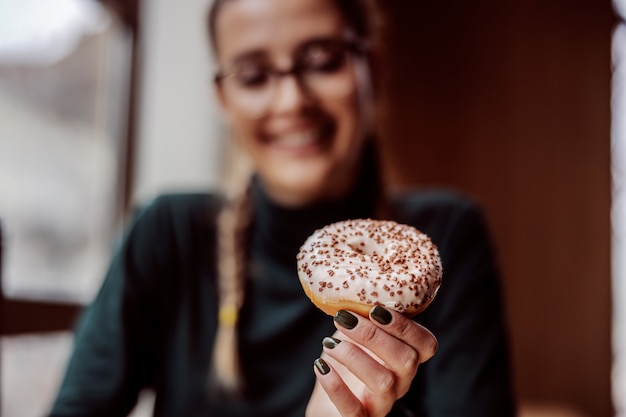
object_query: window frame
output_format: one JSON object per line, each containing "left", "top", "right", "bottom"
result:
{"left": 0, "top": 0, "right": 139, "bottom": 336}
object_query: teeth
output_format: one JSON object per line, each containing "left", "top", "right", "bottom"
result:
{"left": 274, "top": 130, "right": 317, "bottom": 147}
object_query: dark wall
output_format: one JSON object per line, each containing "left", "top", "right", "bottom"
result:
{"left": 380, "top": 1, "right": 614, "bottom": 416}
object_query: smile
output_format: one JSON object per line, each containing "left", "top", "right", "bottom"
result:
{"left": 274, "top": 130, "right": 318, "bottom": 147}
{"left": 267, "top": 123, "right": 334, "bottom": 153}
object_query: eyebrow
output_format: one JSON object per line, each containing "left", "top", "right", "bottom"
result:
{"left": 229, "top": 35, "right": 350, "bottom": 67}
{"left": 230, "top": 50, "right": 268, "bottom": 67}
{"left": 296, "top": 36, "right": 356, "bottom": 56}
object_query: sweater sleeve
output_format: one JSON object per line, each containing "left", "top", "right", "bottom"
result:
{"left": 48, "top": 198, "right": 174, "bottom": 417}
{"left": 391, "top": 194, "right": 516, "bottom": 416}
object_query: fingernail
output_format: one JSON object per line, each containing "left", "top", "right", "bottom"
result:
{"left": 334, "top": 310, "right": 358, "bottom": 329}
{"left": 314, "top": 358, "right": 330, "bottom": 375}
{"left": 322, "top": 336, "right": 341, "bottom": 349}
{"left": 370, "top": 305, "right": 392, "bottom": 325}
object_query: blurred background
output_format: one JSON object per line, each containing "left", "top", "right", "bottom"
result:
{"left": 0, "top": 0, "right": 622, "bottom": 416}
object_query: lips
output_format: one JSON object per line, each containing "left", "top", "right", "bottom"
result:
{"left": 265, "top": 122, "right": 335, "bottom": 153}
{"left": 274, "top": 129, "right": 318, "bottom": 147}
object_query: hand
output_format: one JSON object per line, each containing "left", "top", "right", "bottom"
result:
{"left": 305, "top": 306, "right": 438, "bottom": 417}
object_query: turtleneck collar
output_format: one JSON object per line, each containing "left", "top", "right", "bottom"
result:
{"left": 250, "top": 148, "right": 381, "bottom": 264}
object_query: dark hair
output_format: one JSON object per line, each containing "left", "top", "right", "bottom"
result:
{"left": 207, "top": 0, "right": 380, "bottom": 54}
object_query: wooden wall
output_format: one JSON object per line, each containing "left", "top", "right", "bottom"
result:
{"left": 380, "top": 1, "right": 614, "bottom": 416}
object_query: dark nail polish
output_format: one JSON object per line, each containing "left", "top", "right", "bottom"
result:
{"left": 370, "top": 305, "right": 392, "bottom": 325}
{"left": 322, "top": 337, "right": 341, "bottom": 349}
{"left": 334, "top": 310, "right": 358, "bottom": 329}
{"left": 314, "top": 358, "right": 330, "bottom": 375}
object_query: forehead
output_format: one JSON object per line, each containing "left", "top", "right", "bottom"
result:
{"left": 215, "top": 0, "right": 347, "bottom": 63}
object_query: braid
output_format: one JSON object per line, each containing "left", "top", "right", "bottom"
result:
{"left": 210, "top": 183, "right": 252, "bottom": 395}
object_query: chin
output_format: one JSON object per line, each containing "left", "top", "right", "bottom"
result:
{"left": 266, "top": 174, "right": 333, "bottom": 207}
{"left": 259, "top": 144, "right": 360, "bottom": 207}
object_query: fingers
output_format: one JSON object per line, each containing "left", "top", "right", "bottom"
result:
{"left": 322, "top": 336, "right": 397, "bottom": 403}
{"left": 370, "top": 306, "right": 438, "bottom": 363}
{"left": 312, "top": 307, "right": 437, "bottom": 416}
{"left": 332, "top": 307, "right": 437, "bottom": 397}
{"left": 313, "top": 358, "right": 367, "bottom": 417}
{"left": 335, "top": 307, "right": 438, "bottom": 366}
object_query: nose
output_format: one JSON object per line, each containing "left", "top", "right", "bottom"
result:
{"left": 268, "top": 74, "right": 312, "bottom": 114}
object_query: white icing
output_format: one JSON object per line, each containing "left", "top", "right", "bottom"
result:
{"left": 296, "top": 219, "right": 442, "bottom": 314}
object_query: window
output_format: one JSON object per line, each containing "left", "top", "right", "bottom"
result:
{"left": 0, "top": 0, "right": 223, "bottom": 414}
{"left": 0, "top": 1, "right": 135, "bottom": 415}
{"left": 0, "top": 0, "right": 131, "bottom": 303}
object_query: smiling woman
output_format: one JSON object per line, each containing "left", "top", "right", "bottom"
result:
{"left": 48, "top": 1, "right": 516, "bottom": 416}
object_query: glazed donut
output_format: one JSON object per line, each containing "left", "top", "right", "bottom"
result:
{"left": 296, "top": 219, "right": 442, "bottom": 317}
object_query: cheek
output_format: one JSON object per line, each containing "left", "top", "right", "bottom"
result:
{"left": 331, "top": 92, "right": 363, "bottom": 149}
{"left": 224, "top": 107, "right": 259, "bottom": 147}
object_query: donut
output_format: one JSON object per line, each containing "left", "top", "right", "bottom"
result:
{"left": 296, "top": 219, "right": 442, "bottom": 317}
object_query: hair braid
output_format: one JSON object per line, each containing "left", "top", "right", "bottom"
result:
{"left": 210, "top": 184, "right": 252, "bottom": 396}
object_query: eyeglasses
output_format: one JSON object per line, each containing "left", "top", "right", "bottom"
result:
{"left": 215, "top": 39, "right": 365, "bottom": 114}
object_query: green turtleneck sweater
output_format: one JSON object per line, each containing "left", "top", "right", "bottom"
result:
{"left": 49, "top": 178, "right": 515, "bottom": 417}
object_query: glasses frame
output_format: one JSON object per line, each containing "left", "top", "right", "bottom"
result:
{"left": 213, "top": 39, "right": 367, "bottom": 87}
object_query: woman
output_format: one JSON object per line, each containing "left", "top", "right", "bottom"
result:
{"left": 49, "top": 0, "right": 516, "bottom": 416}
